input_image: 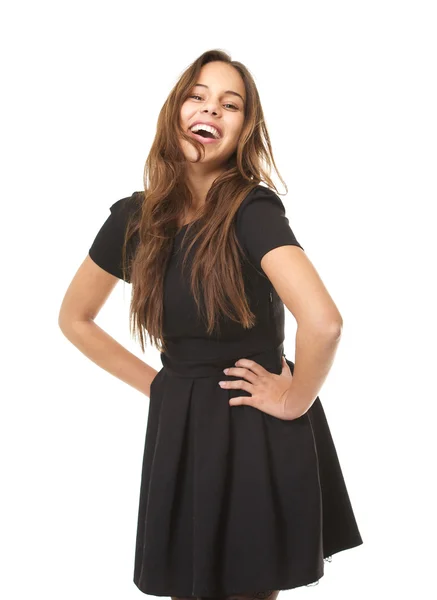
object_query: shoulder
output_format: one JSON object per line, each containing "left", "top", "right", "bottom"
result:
{"left": 234, "top": 184, "right": 304, "bottom": 274}
{"left": 235, "top": 184, "right": 292, "bottom": 236}
{"left": 88, "top": 191, "right": 143, "bottom": 282}
{"left": 109, "top": 190, "right": 143, "bottom": 220}
{"left": 236, "top": 184, "right": 285, "bottom": 219}
{"left": 235, "top": 184, "right": 290, "bottom": 235}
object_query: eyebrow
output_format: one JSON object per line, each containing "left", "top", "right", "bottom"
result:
{"left": 193, "top": 83, "right": 245, "bottom": 105}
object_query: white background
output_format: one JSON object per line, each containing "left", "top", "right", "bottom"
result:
{"left": 1, "top": 1, "right": 436, "bottom": 598}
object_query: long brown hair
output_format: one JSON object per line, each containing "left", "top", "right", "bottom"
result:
{"left": 121, "top": 49, "right": 288, "bottom": 353}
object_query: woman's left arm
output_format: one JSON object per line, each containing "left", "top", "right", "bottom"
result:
{"left": 261, "top": 244, "right": 343, "bottom": 419}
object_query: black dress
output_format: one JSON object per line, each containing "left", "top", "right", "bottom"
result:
{"left": 88, "top": 185, "right": 363, "bottom": 597}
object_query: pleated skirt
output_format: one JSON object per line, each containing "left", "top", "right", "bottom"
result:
{"left": 133, "top": 343, "right": 363, "bottom": 597}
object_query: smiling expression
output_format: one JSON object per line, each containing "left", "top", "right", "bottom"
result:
{"left": 179, "top": 61, "right": 246, "bottom": 165}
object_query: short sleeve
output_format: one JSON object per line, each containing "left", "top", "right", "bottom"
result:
{"left": 236, "top": 186, "right": 304, "bottom": 273}
{"left": 88, "top": 193, "right": 141, "bottom": 283}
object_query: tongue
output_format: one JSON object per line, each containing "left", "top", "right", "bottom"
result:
{"left": 196, "top": 130, "right": 214, "bottom": 138}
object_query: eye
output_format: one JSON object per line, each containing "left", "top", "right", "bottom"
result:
{"left": 189, "top": 95, "right": 239, "bottom": 110}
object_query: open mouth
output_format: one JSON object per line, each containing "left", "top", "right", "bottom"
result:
{"left": 193, "top": 130, "right": 215, "bottom": 139}
{"left": 188, "top": 122, "right": 222, "bottom": 141}
{"left": 188, "top": 128, "right": 221, "bottom": 143}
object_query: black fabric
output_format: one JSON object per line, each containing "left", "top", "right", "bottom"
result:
{"left": 88, "top": 193, "right": 140, "bottom": 283}
{"left": 87, "top": 185, "right": 363, "bottom": 597}
{"left": 88, "top": 186, "right": 303, "bottom": 282}
{"left": 235, "top": 186, "right": 304, "bottom": 274}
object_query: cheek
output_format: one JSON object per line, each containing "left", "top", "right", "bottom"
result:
{"left": 230, "top": 117, "right": 244, "bottom": 137}
{"left": 228, "top": 123, "right": 244, "bottom": 145}
{"left": 179, "top": 104, "right": 191, "bottom": 127}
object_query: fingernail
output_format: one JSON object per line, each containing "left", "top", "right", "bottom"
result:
{"left": 218, "top": 381, "right": 226, "bottom": 386}
{"left": 223, "top": 368, "right": 229, "bottom": 374}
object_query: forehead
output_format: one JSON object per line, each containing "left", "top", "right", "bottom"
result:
{"left": 194, "top": 62, "right": 246, "bottom": 99}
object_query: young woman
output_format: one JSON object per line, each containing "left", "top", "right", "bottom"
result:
{"left": 59, "top": 49, "right": 363, "bottom": 600}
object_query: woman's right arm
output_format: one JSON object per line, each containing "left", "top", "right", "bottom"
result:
{"left": 58, "top": 254, "right": 158, "bottom": 398}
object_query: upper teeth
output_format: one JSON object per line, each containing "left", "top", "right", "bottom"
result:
{"left": 190, "top": 123, "right": 221, "bottom": 139}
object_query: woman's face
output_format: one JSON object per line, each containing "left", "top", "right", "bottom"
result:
{"left": 179, "top": 61, "right": 246, "bottom": 167}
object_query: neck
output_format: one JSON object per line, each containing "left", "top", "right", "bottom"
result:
{"left": 184, "top": 163, "right": 225, "bottom": 209}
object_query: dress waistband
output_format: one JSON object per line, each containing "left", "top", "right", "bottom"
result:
{"left": 160, "top": 342, "right": 285, "bottom": 379}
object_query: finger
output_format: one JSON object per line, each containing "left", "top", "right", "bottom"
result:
{"left": 219, "top": 379, "right": 253, "bottom": 393}
{"left": 281, "top": 356, "right": 289, "bottom": 372}
{"left": 229, "top": 395, "right": 253, "bottom": 407}
{"left": 224, "top": 366, "right": 258, "bottom": 384}
{"left": 234, "top": 358, "right": 266, "bottom": 376}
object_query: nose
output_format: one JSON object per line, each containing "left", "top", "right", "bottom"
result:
{"left": 201, "top": 98, "right": 220, "bottom": 115}
{"left": 202, "top": 107, "right": 218, "bottom": 115}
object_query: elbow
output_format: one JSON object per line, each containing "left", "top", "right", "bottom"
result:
{"left": 58, "top": 304, "right": 72, "bottom": 335}
{"left": 58, "top": 294, "right": 94, "bottom": 336}
{"left": 326, "top": 318, "right": 343, "bottom": 340}
{"left": 297, "top": 316, "right": 343, "bottom": 339}
{"left": 58, "top": 309, "right": 89, "bottom": 338}
{"left": 322, "top": 314, "right": 343, "bottom": 339}
{"left": 58, "top": 313, "right": 94, "bottom": 345}
{"left": 58, "top": 311, "right": 72, "bottom": 338}
{"left": 58, "top": 308, "right": 66, "bottom": 334}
